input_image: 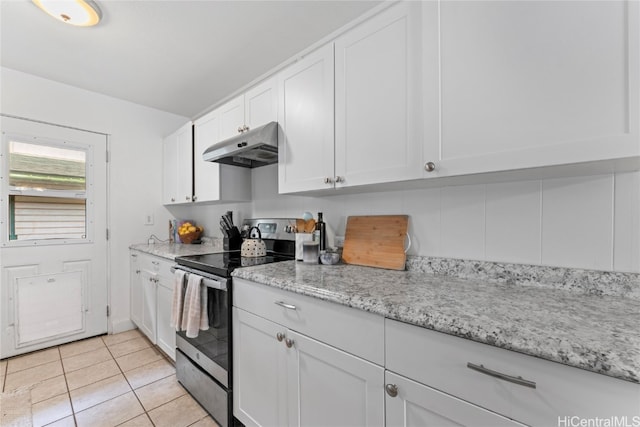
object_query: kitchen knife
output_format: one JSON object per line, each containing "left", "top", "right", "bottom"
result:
{"left": 222, "top": 214, "right": 233, "bottom": 230}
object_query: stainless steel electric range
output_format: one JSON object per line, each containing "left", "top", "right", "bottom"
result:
{"left": 173, "top": 218, "right": 295, "bottom": 427}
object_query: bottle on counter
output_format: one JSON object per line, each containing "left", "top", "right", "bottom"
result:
{"left": 315, "top": 212, "right": 327, "bottom": 254}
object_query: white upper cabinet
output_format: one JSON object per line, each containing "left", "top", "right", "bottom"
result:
{"left": 219, "top": 77, "right": 278, "bottom": 141}
{"left": 334, "top": 1, "right": 423, "bottom": 187}
{"left": 191, "top": 78, "right": 276, "bottom": 203}
{"left": 193, "top": 109, "right": 251, "bottom": 204}
{"left": 218, "top": 95, "right": 245, "bottom": 141}
{"left": 162, "top": 122, "right": 192, "bottom": 205}
{"left": 245, "top": 78, "right": 279, "bottom": 131}
{"left": 278, "top": 44, "right": 335, "bottom": 193}
{"left": 435, "top": 0, "right": 640, "bottom": 177}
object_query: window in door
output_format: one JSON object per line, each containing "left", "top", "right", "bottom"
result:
{"left": 3, "top": 137, "right": 93, "bottom": 244}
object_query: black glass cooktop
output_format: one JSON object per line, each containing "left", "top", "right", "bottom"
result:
{"left": 175, "top": 250, "right": 294, "bottom": 277}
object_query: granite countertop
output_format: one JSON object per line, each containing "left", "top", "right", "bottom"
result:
{"left": 232, "top": 260, "right": 640, "bottom": 384}
{"left": 130, "top": 240, "right": 224, "bottom": 260}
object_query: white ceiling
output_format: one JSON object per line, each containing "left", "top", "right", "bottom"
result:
{"left": 0, "top": 0, "right": 381, "bottom": 118}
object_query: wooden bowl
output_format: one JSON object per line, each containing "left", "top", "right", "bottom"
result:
{"left": 179, "top": 230, "right": 202, "bottom": 244}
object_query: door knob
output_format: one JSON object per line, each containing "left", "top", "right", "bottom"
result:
{"left": 424, "top": 162, "right": 436, "bottom": 172}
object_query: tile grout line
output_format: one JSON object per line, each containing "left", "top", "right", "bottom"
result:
{"left": 101, "top": 334, "right": 150, "bottom": 426}
{"left": 61, "top": 332, "right": 148, "bottom": 426}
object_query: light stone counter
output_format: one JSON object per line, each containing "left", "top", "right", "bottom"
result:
{"left": 232, "top": 259, "right": 640, "bottom": 384}
{"left": 130, "top": 239, "right": 224, "bottom": 260}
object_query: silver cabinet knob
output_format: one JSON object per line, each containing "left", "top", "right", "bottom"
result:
{"left": 243, "top": 125, "right": 250, "bottom": 132}
{"left": 385, "top": 384, "right": 398, "bottom": 397}
{"left": 238, "top": 126, "right": 244, "bottom": 133}
{"left": 171, "top": 197, "right": 175, "bottom": 202}
{"left": 135, "top": 269, "right": 140, "bottom": 274}
{"left": 186, "top": 195, "right": 191, "bottom": 201}
{"left": 192, "top": 195, "right": 198, "bottom": 202}
{"left": 335, "top": 176, "right": 344, "bottom": 183}
{"left": 285, "top": 338, "right": 294, "bottom": 348}
{"left": 276, "top": 332, "right": 285, "bottom": 342}
{"left": 424, "top": 162, "right": 436, "bottom": 172}
{"left": 324, "top": 177, "right": 334, "bottom": 184}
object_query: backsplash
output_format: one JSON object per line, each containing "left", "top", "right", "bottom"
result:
{"left": 167, "top": 165, "right": 640, "bottom": 274}
{"left": 406, "top": 256, "right": 640, "bottom": 301}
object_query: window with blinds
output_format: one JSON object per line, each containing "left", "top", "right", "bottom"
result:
{"left": 7, "top": 140, "right": 89, "bottom": 242}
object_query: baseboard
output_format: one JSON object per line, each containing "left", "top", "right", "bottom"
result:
{"left": 110, "top": 318, "right": 136, "bottom": 334}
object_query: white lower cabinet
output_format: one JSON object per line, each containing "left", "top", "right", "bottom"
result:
{"left": 386, "top": 319, "right": 640, "bottom": 427}
{"left": 233, "top": 279, "right": 640, "bottom": 427}
{"left": 385, "top": 371, "right": 522, "bottom": 427}
{"left": 155, "top": 279, "right": 176, "bottom": 360}
{"left": 129, "top": 250, "right": 176, "bottom": 360}
{"left": 139, "top": 269, "right": 157, "bottom": 343}
{"left": 233, "top": 308, "right": 384, "bottom": 427}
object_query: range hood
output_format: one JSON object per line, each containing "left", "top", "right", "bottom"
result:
{"left": 203, "top": 121, "right": 278, "bottom": 168}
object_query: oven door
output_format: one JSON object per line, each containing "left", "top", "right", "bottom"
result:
{"left": 174, "top": 267, "right": 230, "bottom": 388}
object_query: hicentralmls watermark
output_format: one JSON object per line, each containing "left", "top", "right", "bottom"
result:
{"left": 558, "top": 416, "right": 640, "bottom": 427}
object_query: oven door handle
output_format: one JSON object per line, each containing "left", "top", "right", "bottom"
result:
{"left": 171, "top": 266, "right": 228, "bottom": 291}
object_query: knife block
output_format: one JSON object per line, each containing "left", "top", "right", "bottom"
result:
{"left": 223, "top": 228, "right": 242, "bottom": 251}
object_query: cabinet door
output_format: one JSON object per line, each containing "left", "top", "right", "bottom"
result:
{"left": 139, "top": 270, "right": 157, "bottom": 344}
{"left": 385, "top": 371, "right": 523, "bottom": 427}
{"left": 162, "top": 122, "right": 193, "bottom": 205}
{"left": 162, "top": 132, "right": 178, "bottom": 204}
{"left": 286, "top": 330, "right": 384, "bottom": 427}
{"left": 156, "top": 279, "right": 175, "bottom": 360}
{"left": 438, "top": 0, "right": 639, "bottom": 176}
{"left": 193, "top": 110, "right": 222, "bottom": 202}
{"left": 278, "top": 43, "right": 335, "bottom": 193}
{"left": 245, "top": 77, "right": 278, "bottom": 131}
{"left": 335, "top": 1, "right": 423, "bottom": 187}
{"left": 233, "top": 308, "right": 288, "bottom": 427}
{"left": 219, "top": 95, "right": 245, "bottom": 141}
{"left": 129, "top": 252, "right": 142, "bottom": 327}
{"left": 175, "top": 123, "right": 193, "bottom": 204}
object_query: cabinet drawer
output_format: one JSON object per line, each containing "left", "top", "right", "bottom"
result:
{"left": 233, "top": 278, "right": 384, "bottom": 365}
{"left": 134, "top": 252, "right": 173, "bottom": 279}
{"left": 386, "top": 319, "right": 640, "bottom": 426}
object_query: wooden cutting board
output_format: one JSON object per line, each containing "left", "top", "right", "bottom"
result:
{"left": 342, "top": 215, "right": 409, "bottom": 270}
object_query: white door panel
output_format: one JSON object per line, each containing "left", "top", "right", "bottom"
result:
{"left": 0, "top": 116, "right": 108, "bottom": 358}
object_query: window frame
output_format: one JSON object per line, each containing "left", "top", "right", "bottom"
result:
{"left": 1, "top": 132, "right": 95, "bottom": 247}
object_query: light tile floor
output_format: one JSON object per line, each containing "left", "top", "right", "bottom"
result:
{"left": 1, "top": 329, "right": 219, "bottom": 427}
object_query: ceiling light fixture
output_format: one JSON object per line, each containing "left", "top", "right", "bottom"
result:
{"left": 33, "top": 0, "right": 102, "bottom": 27}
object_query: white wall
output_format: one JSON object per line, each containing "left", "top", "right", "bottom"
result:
{"left": 1, "top": 67, "right": 189, "bottom": 333}
{"left": 186, "top": 164, "right": 639, "bottom": 274}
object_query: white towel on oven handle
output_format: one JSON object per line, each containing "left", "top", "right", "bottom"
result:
{"left": 170, "top": 270, "right": 186, "bottom": 331}
{"left": 181, "top": 273, "right": 210, "bottom": 338}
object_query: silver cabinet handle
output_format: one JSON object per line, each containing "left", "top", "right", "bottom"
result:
{"left": 238, "top": 126, "right": 244, "bottom": 133}
{"left": 324, "top": 177, "right": 334, "bottom": 184}
{"left": 425, "top": 161, "right": 436, "bottom": 172}
{"left": 385, "top": 384, "right": 398, "bottom": 397}
{"left": 276, "top": 332, "right": 285, "bottom": 342}
{"left": 335, "top": 176, "right": 344, "bottom": 183}
{"left": 274, "top": 301, "right": 297, "bottom": 310}
{"left": 151, "top": 261, "right": 159, "bottom": 265}
{"left": 131, "top": 253, "right": 138, "bottom": 258}
{"left": 285, "top": 338, "right": 294, "bottom": 348}
{"left": 467, "top": 363, "right": 536, "bottom": 389}
{"left": 135, "top": 269, "right": 141, "bottom": 274}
